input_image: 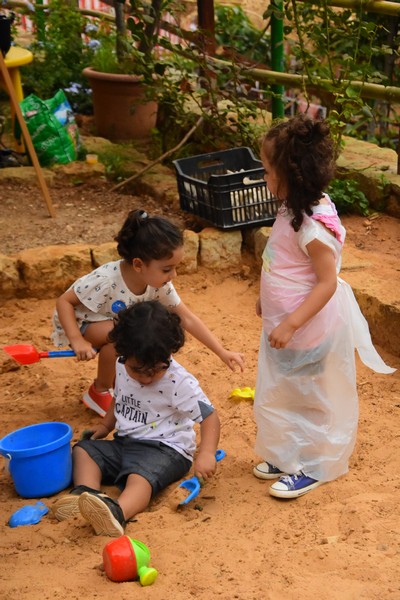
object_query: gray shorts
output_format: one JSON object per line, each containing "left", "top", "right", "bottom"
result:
{"left": 75, "top": 435, "right": 191, "bottom": 496}
{"left": 79, "top": 321, "right": 90, "bottom": 336}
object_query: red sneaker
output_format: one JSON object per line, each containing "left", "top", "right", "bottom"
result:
{"left": 82, "top": 383, "right": 113, "bottom": 417}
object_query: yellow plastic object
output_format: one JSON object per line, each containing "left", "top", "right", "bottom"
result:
{"left": 3, "top": 46, "right": 33, "bottom": 70}
{"left": 86, "top": 153, "right": 98, "bottom": 164}
{"left": 139, "top": 566, "right": 158, "bottom": 586}
{"left": 228, "top": 387, "right": 255, "bottom": 401}
{"left": 1, "top": 47, "right": 34, "bottom": 151}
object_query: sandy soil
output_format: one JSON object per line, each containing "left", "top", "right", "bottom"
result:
{"left": 0, "top": 175, "right": 399, "bottom": 600}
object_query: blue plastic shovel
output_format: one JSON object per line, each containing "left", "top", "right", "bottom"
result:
{"left": 178, "top": 449, "right": 226, "bottom": 506}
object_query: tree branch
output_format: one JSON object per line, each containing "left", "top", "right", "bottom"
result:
{"left": 110, "top": 114, "right": 204, "bottom": 192}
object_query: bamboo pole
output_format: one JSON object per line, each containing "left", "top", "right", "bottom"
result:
{"left": 208, "top": 56, "right": 400, "bottom": 103}
{"left": 271, "top": 0, "right": 285, "bottom": 119}
{"left": 298, "top": 0, "right": 400, "bottom": 17}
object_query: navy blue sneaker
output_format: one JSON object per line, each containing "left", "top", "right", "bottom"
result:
{"left": 253, "top": 461, "right": 285, "bottom": 480}
{"left": 269, "top": 472, "right": 322, "bottom": 498}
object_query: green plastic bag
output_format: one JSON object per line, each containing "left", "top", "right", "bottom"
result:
{"left": 19, "top": 90, "right": 81, "bottom": 166}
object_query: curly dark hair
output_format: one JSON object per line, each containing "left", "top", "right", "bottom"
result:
{"left": 108, "top": 300, "right": 185, "bottom": 368}
{"left": 261, "top": 113, "right": 336, "bottom": 231}
{"left": 115, "top": 209, "right": 184, "bottom": 262}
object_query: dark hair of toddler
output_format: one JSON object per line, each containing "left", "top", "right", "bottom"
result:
{"left": 115, "top": 209, "right": 183, "bottom": 263}
{"left": 108, "top": 300, "right": 185, "bottom": 369}
{"left": 261, "top": 113, "right": 337, "bottom": 232}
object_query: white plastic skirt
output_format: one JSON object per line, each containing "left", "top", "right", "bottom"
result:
{"left": 254, "top": 276, "right": 395, "bottom": 482}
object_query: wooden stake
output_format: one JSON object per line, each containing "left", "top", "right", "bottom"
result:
{"left": 0, "top": 51, "right": 56, "bottom": 218}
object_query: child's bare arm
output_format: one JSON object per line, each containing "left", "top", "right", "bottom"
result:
{"left": 173, "top": 301, "right": 245, "bottom": 372}
{"left": 56, "top": 289, "right": 97, "bottom": 360}
{"left": 268, "top": 239, "right": 337, "bottom": 349}
{"left": 193, "top": 410, "right": 221, "bottom": 481}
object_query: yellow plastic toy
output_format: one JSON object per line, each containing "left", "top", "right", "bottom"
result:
{"left": 228, "top": 387, "right": 255, "bottom": 401}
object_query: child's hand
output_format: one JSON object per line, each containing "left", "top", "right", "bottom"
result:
{"left": 268, "top": 320, "right": 296, "bottom": 349}
{"left": 85, "top": 423, "right": 110, "bottom": 440}
{"left": 193, "top": 450, "right": 217, "bottom": 482}
{"left": 220, "top": 349, "right": 245, "bottom": 372}
{"left": 80, "top": 429, "right": 95, "bottom": 440}
{"left": 70, "top": 338, "right": 97, "bottom": 361}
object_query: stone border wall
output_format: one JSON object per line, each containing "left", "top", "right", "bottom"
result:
{"left": 0, "top": 228, "right": 244, "bottom": 300}
{"left": 1, "top": 132, "right": 399, "bottom": 356}
{"left": 1, "top": 225, "right": 399, "bottom": 357}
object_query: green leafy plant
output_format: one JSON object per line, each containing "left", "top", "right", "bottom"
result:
{"left": 327, "top": 178, "right": 369, "bottom": 216}
{"left": 17, "top": 1, "right": 398, "bottom": 164}
{"left": 152, "top": 4, "right": 274, "bottom": 154}
{"left": 98, "top": 145, "right": 139, "bottom": 181}
{"left": 22, "top": 0, "right": 94, "bottom": 110}
{"left": 84, "top": 0, "right": 273, "bottom": 154}
{"left": 152, "top": 46, "right": 270, "bottom": 156}
{"left": 214, "top": 5, "right": 271, "bottom": 66}
{"left": 89, "top": 0, "right": 182, "bottom": 80}
{"left": 264, "top": 0, "right": 399, "bottom": 150}
{"left": 88, "top": 22, "right": 122, "bottom": 74}
{"left": 374, "top": 172, "right": 392, "bottom": 211}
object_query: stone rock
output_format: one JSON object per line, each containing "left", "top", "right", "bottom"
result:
{"left": 387, "top": 184, "right": 400, "bottom": 219}
{"left": 79, "top": 135, "right": 114, "bottom": 155}
{"left": 253, "top": 226, "right": 273, "bottom": 267}
{"left": 199, "top": 228, "right": 242, "bottom": 270}
{"left": 0, "top": 166, "right": 54, "bottom": 185}
{"left": 92, "top": 242, "right": 119, "bottom": 267}
{"left": 179, "top": 230, "right": 199, "bottom": 274}
{"left": 124, "top": 168, "right": 181, "bottom": 213}
{"left": 351, "top": 290, "right": 400, "bottom": 358}
{"left": 53, "top": 160, "right": 105, "bottom": 180}
{"left": 91, "top": 232, "right": 199, "bottom": 274}
{"left": 0, "top": 253, "right": 21, "bottom": 300}
{"left": 338, "top": 137, "right": 400, "bottom": 218}
{"left": 0, "top": 229, "right": 203, "bottom": 299}
{"left": 241, "top": 228, "right": 258, "bottom": 254}
{"left": 16, "top": 244, "right": 92, "bottom": 298}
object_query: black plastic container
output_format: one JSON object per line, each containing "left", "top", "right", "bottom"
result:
{"left": 0, "top": 13, "right": 15, "bottom": 56}
{"left": 173, "top": 147, "right": 278, "bottom": 230}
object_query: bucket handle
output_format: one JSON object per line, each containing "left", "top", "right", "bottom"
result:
{"left": 0, "top": 452, "right": 12, "bottom": 461}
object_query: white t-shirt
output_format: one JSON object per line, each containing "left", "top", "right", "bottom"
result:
{"left": 114, "top": 357, "right": 215, "bottom": 461}
{"left": 52, "top": 260, "right": 181, "bottom": 347}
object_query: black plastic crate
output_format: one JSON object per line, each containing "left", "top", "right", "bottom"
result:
{"left": 173, "top": 147, "right": 278, "bottom": 230}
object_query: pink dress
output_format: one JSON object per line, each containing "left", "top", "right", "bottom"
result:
{"left": 253, "top": 197, "right": 394, "bottom": 481}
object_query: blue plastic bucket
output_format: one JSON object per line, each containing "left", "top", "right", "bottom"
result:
{"left": 0, "top": 422, "right": 73, "bottom": 498}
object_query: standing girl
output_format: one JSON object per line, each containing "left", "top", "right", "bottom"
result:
{"left": 52, "top": 209, "right": 244, "bottom": 417}
{"left": 253, "top": 114, "right": 395, "bottom": 498}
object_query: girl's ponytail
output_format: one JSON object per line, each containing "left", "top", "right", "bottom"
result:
{"left": 115, "top": 209, "right": 183, "bottom": 262}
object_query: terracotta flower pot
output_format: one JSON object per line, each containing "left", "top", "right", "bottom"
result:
{"left": 83, "top": 67, "right": 158, "bottom": 141}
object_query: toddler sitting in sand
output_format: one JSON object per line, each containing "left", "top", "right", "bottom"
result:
{"left": 52, "top": 300, "right": 220, "bottom": 536}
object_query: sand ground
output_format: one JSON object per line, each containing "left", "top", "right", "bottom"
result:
{"left": 0, "top": 232, "right": 399, "bottom": 599}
